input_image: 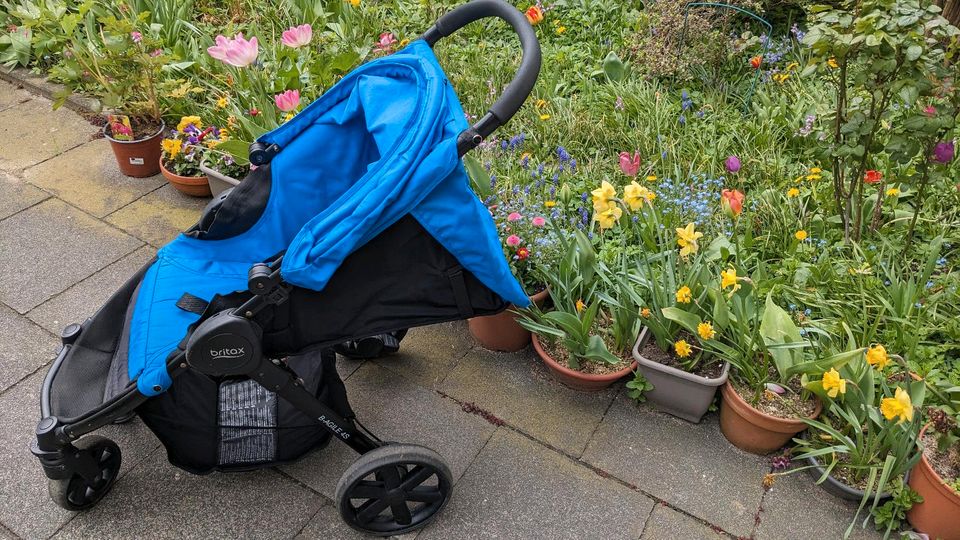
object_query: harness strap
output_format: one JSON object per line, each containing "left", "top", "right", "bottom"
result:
{"left": 447, "top": 266, "right": 475, "bottom": 318}
{"left": 175, "top": 293, "right": 209, "bottom": 315}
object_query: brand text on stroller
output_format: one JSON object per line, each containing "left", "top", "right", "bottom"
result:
{"left": 318, "top": 415, "right": 350, "bottom": 439}
{"left": 210, "top": 347, "right": 245, "bottom": 360}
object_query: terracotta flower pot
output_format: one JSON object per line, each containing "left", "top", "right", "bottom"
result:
{"left": 468, "top": 288, "right": 549, "bottom": 352}
{"left": 532, "top": 333, "right": 637, "bottom": 391}
{"left": 632, "top": 327, "right": 729, "bottom": 423}
{"left": 907, "top": 425, "right": 960, "bottom": 540}
{"left": 160, "top": 159, "right": 211, "bottom": 197}
{"left": 719, "top": 382, "right": 822, "bottom": 455}
{"left": 104, "top": 123, "right": 164, "bottom": 178}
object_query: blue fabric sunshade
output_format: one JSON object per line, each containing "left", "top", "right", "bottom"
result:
{"left": 126, "top": 40, "right": 528, "bottom": 396}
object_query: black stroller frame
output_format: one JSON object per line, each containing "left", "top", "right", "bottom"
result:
{"left": 31, "top": 0, "right": 540, "bottom": 535}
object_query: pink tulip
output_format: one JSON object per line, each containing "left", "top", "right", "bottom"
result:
{"left": 374, "top": 32, "right": 398, "bottom": 52}
{"left": 532, "top": 216, "right": 546, "bottom": 227}
{"left": 507, "top": 212, "right": 522, "bottom": 222}
{"left": 207, "top": 33, "right": 259, "bottom": 68}
{"left": 506, "top": 235, "right": 521, "bottom": 247}
{"left": 274, "top": 89, "right": 300, "bottom": 112}
{"left": 281, "top": 24, "right": 312, "bottom": 48}
{"left": 619, "top": 151, "right": 640, "bottom": 176}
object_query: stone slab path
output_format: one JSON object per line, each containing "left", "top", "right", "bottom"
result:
{"left": 0, "top": 80, "right": 879, "bottom": 539}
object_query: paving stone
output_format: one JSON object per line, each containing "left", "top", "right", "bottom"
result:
{"left": 0, "top": 371, "right": 159, "bottom": 540}
{"left": 27, "top": 246, "right": 156, "bottom": 334}
{"left": 0, "top": 199, "right": 142, "bottom": 313}
{"left": 24, "top": 140, "right": 165, "bottom": 218}
{"left": 281, "top": 362, "right": 497, "bottom": 499}
{"left": 755, "top": 469, "right": 883, "bottom": 540}
{"left": 105, "top": 184, "right": 206, "bottom": 247}
{"left": 580, "top": 396, "right": 768, "bottom": 537}
{"left": 641, "top": 504, "right": 728, "bottom": 539}
{"left": 0, "top": 522, "right": 16, "bottom": 540}
{"left": 336, "top": 356, "right": 365, "bottom": 381}
{"left": 0, "top": 98, "right": 96, "bottom": 171}
{"left": 437, "top": 347, "right": 618, "bottom": 456}
{"left": 54, "top": 449, "right": 322, "bottom": 540}
{"left": 0, "top": 171, "right": 48, "bottom": 220}
{"left": 374, "top": 321, "right": 474, "bottom": 388}
{"left": 418, "top": 428, "right": 654, "bottom": 539}
{"left": 0, "top": 83, "right": 31, "bottom": 111}
{"left": 0, "top": 304, "right": 56, "bottom": 393}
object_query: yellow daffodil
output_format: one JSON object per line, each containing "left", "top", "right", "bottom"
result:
{"left": 810, "top": 167, "right": 822, "bottom": 174}
{"left": 675, "top": 285, "right": 692, "bottom": 304}
{"left": 721, "top": 268, "right": 740, "bottom": 292}
{"left": 886, "top": 187, "right": 900, "bottom": 197}
{"left": 575, "top": 299, "right": 586, "bottom": 313}
{"left": 161, "top": 138, "right": 182, "bottom": 159}
{"left": 591, "top": 181, "right": 617, "bottom": 212}
{"left": 176, "top": 115, "right": 202, "bottom": 132}
{"left": 772, "top": 72, "right": 790, "bottom": 84}
{"left": 795, "top": 230, "right": 808, "bottom": 241}
{"left": 674, "top": 339, "right": 692, "bottom": 358}
{"left": 697, "top": 321, "right": 716, "bottom": 340}
{"left": 675, "top": 222, "right": 703, "bottom": 258}
{"left": 866, "top": 344, "right": 890, "bottom": 370}
{"left": 623, "top": 181, "right": 653, "bottom": 210}
{"left": 641, "top": 307, "right": 651, "bottom": 318}
{"left": 787, "top": 188, "right": 800, "bottom": 198}
{"left": 827, "top": 57, "right": 839, "bottom": 69}
{"left": 880, "top": 387, "right": 914, "bottom": 424}
{"left": 822, "top": 368, "right": 846, "bottom": 398}
{"left": 595, "top": 206, "right": 623, "bottom": 229}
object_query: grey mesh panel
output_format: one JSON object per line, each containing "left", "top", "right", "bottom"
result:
{"left": 217, "top": 379, "right": 278, "bottom": 465}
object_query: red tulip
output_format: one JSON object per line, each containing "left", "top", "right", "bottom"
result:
{"left": 864, "top": 170, "right": 883, "bottom": 184}
{"left": 750, "top": 56, "right": 762, "bottom": 69}
{"left": 721, "top": 189, "right": 745, "bottom": 217}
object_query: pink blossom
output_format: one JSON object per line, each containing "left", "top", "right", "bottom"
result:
{"left": 531, "top": 216, "right": 546, "bottom": 227}
{"left": 924, "top": 105, "right": 936, "bottom": 117}
{"left": 149, "top": 49, "right": 163, "bottom": 57}
{"left": 506, "top": 235, "right": 521, "bottom": 247}
{"left": 130, "top": 31, "right": 142, "bottom": 43}
{"left": 274, "top": 89, "right": 300, "bottom": 112}
{"left": 281, "top": 24, "right": 312, "bottom": 48}
{"left": 619, "top": 151, "right": 640, "bottom": 176}
{"left": 207, "top": 33, "right": 259, "bottom": 68}
{"left": 507, "top": 212, "right": 522, "bottom": 222}
{"left": 374, "top": 32, "right": 398, "bottom": 52}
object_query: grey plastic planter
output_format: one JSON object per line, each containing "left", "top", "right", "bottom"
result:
{"left": 632, "top": 327, "right": 729, "bottom": 423}
{"left": 804, "top": 456, "right": 897, "bottom": 502}
{"left": 199, "top": 162, "right": 240, "bottom": 197}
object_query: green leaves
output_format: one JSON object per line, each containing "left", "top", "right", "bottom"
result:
{"left": 462, "top": 155, "right": 493, "bottom": 201}
{"left": 759, "top": 293, "right": 804, "bottom": 381}
{"left": 602, "top": 51, "right": 627, "bottom": 83}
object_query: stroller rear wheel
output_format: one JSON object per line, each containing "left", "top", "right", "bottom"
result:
{"left": 48, "top": 436, "right": 121, "bottom": 511}
{"left": 335, "top": 443, "right": 452, "bottom": 536}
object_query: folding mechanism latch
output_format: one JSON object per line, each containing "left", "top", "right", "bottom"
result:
{"left": 247, "top": 263, "right": 290, "bottom": 306}
{"left": 248, "top": 142, "right": 281, "bottom": 166}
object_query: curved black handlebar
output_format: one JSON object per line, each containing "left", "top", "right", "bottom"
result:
{"left": 421, "top": 0, "right": 542, "bottom": 156}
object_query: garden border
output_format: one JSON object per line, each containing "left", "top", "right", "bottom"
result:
{"left": 0, "top": 67, "right": 99, "bottom": 114}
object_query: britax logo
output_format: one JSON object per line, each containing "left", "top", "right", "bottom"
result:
{"left": 210, "top": 347, "right": 245, "bottom": 360}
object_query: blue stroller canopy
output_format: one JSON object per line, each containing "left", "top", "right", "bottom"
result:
{"left": 128, "top": 40, "right": 527, "bottom": 397}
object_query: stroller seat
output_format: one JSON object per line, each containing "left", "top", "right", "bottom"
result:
{"left": 32, "top": 1, "right": 541, "bottom": 536}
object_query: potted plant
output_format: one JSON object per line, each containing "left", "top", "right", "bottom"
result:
{"left": 159, "top": 117, "right": 216, "bottom": 197}
{"left": 517, "top": 230, "right": 637, "bottom": 391}
{"left": 59, "top": 15, "right": 168, "bottom": 177}
{"left": 200, "top": 146, "right": 251, "bottom": 197}
{"left": 468, "top": 204, "right": 555, "bottom": 351}
{"left": 907, "top": 403, "right": 960, "bottom": 539}
{"left": 626, "top": 221, "right": 730, "bottom": 423}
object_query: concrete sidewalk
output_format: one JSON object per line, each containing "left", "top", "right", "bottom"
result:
{"left": 0, "top": 80, "right": 878, "bottom": 539}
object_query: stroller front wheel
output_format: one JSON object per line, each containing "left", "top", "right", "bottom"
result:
{"left": 335, "top": 443, "right": 452, "bottom": 536}
{"left": 48, "top": 436, "right": 122, "bottom": 511}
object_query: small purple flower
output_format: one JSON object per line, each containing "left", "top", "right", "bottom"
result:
{"left": 933, "top": 141, "right": 955, "bottom": 164}
{"left": 725, "top": 155, "right": 742, "bottom": 173}
{"left": 614, "top": 95, "right": 624, "bottom": 111}
{"left": 771, "top": 455, "right": 791, "bottom": 470}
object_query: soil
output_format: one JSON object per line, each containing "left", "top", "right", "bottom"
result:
{"left": 638, "top": 335, "right": 725, "bottom": 380}
{"left": 540, "top": 337, "right": 633, "bottom": 376}
{"left": 731, "top": 370, "right": 819, "bottom": 419}
{"left": 106, "top": 116, "right": 164, "bottom": 141}
{"left": 921, "top": 431, "right": 960, "bottom": 493}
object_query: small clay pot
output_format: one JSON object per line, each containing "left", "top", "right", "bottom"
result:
{"left": 468, "top": 288, "right": 549, "bottom": 352}
{"left": 104, "top": 122, "right": 164, "bottom": 178}
{"left": 160, "top": 159, "right": 211, "bottom": 197}
{"left": 719, "top": 382, "right": 822, "bottom": 455}
{"left": 907, "top": 425, "right": 960, "bottom": 540}
{"left": 532, "top": 333, "right": 637, "bottom": 392}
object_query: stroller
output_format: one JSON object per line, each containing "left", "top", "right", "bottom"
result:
{"left": 30, "top": 0, "right": 540, "bottom": 535}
